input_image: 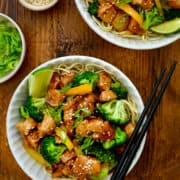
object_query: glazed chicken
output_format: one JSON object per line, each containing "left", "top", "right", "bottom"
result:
{"left": 76, "top": 117, "right": 115, "bottom": 140}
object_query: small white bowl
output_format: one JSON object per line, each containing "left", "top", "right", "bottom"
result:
{"left": 7, "top": 55, "right": 146, "bottom": 180}
{"left": 0, "top": 13, "right": 26, "bottom": 83}
{"left": 19, "top": 0, "right": 58, "bottom": 11}
{"left": 75, "top": 0, "right": 180, "bottom": 50}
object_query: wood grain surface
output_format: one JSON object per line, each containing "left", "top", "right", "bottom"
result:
{"left": 0, "top": 0, "right": 179, "bottom": 180}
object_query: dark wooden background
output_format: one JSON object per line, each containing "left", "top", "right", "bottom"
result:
{"left": 0, "top": 0, "right": 179, "bottom": 179}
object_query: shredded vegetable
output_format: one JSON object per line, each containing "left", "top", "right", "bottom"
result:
{"left": 0, "top": 20, "right": 22, "bottom": 78}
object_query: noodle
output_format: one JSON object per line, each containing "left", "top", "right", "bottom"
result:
{"left": 85, "top": 0, "right": 164, "bottom": 40}
{"left": 55, "top": 63, "right": 139, "bottom": 124}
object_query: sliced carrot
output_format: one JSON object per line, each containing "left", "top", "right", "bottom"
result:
{"left": 115, "top": 3, "right": 143, "bottom": 26}
{"left": 65, "top": 84, "right": 93, "bottom": 96}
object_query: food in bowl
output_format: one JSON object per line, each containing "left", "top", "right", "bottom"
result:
{"left": 16, "top": 62, "right": 139, "bottom": 179}
{"left": 19, "top": 0, "right": 58, "bottom": 11}
{"left": 25, "top": 0, "right": 54, "bottom": 6}
{"left": 85, "top": 0, "right": 180, "bottom": 40}
{"left": 0, "top": 18, "right": 22, "bottom": 78}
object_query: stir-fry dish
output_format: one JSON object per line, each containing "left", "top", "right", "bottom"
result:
{"left": 86, "top": 0, "right": 180, "bottom": 39}
{"left": 16, "top": 63, "right": 138, "bottom": 179}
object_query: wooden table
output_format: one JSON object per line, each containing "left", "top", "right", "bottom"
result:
{"left": 0, "top": 1, "right": 179, "bottom": 180}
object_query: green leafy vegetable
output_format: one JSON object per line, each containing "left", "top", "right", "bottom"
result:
{"left": 59, "top": 83, "right": 72, "bottom": 93}
{"left": 19, "top": 106, "right": 30, "bottom": 119}
{"left": 97, "top": 100, "right": 130, "bottom": 125}
{"left": 88, "top": 0, "right": 99, "bottom": 16}
{"left": 42, "top": 105, "right": 63, "bottom": 125}
{"left": 25, "top": 96, "right": 45, "bottom": 122}
{"left": 84, "top": 143, "right": 117, "bottom": 164}
{"left": 73, "top": 108, "right": 91, "bottom": 128}
{"left": 141, "top": 7, "right": 163, "bottom": 30}
{"left": 72, "top": 71, "right": 99, "bottom": 88}
{"left": 80, "top": 136, "right": 94, "bottom": 151}
{"left": 103, "top": 128, "right": 127, "bottom": 149}
{"left": 164, "top": 9, "right": 180, "bottom": 20}
{"left": 0, "top": 20, "right": 22, "bottom": 77}
{"left": 40, "top": 136, "right": 67, "bottom": 164}
{"left": 111, "top": 81, "right": 128, "bottom": 99}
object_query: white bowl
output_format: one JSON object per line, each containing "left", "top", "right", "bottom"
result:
{"left": 7, "top": 56, "right": 146, "bottom": 180}
{"left": 0, "top": 13, "right": 26, "bottom": 83}
{"left": 19, "top": 0, "right": 58, "bottom": 11}
{"left": 75, "top": 0, "right": 180, "bottom": 50}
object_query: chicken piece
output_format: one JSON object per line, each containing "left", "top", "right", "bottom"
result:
{"left": 61, "top": 150, "right": 76, "bottom": 164}
{"left": 62, "top": 159, "right": 74, "bottom": 176}
{"left": 52, "top": 163, "right": 64, "bottom": 178}
{"left": 26, "top": 130, "right": 40, "bottom": 149}
{"left": 55, "top": 135, "right": 62, "bottom": 144}
{"left": 99, "top": 90, "right": 117, "bottom": 102}
{"left": 98, "top": 0, "right": 117, "bottom": 4}
{"left": 48, "top": 72, "right": 60, "bottom": 90}
{"left": 46, "top": 89, "right": 65, "bottom": 107}
{"left": 112, "top": 12, "right": 130, "bottom": 32}
{"left": 63, "top": 108, "right": 75, "bottom": 137}
{"left": 168, "top": 0, "right": 180, "bottom": 9}
{"left": 62, "top": 96, "right": 83, "bottom": 111}
{"left": 132, "top": 0, "right": 154, "bottom": 9}
{"left": 78, "top": 94, "right": 97, "bottom": 113}
{"left": 16, "top": 118, "right": 37, "bottom": 136}
{"left": 60, "top": 71, "right": 75, "bottom": 87}
{"left": 98, "top": 3, "right": 117, "bottom": 24}
{"left": 124, "top": 122, "right": 135, "bottom": 138}
{"left": 76, "top": 117, "right": 115, "bottom": 141}
{"left": 72, "top": 155, "right": 101, "bottom": 177}
{"left": 128, "top": 18, "right": 145, "bottom": 34}
{"left": 38, "top": 115, "right": 56, "bottom": 138}
{"left": 97, "top": 71, "right": 111, "bottom": 91}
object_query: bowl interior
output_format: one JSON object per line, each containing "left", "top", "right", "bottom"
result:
{"left": 75, "top": 0, "right": 180, "bottom": 50}
{"left": 0, "top": 13, "right": 26, "bottom": 83}
{"left": 7, "top": 56, "right": 146, "bottom": 180}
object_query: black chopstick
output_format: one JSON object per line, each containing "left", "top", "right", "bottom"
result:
{"left": 110, "top": 67, "right": 166, "bottom": 179}
{"left": 111, "top": 61, "right": 177, "bottom": 180}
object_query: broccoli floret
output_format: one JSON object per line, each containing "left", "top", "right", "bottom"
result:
{"left": 72, "top": 71, "right": 99, "bottom": 88}
{"left": 84, "top": 143, "right": 117, "bottom": 164}
{"left": 80, "top": 136, "right": 94, "bottom": 151}
{"left": 103, "top": 128, "right": 127, "bottom": 149}
{"left": 141, "top": 7, "right": 163, "bottom": 30}
{"left": 88, "top": 0, "right": 99, "bottom": 16}
{"left": 111, "top": 81, "right": 128, "bottom": 99}
{"left": 19, "top": 106, "right": 30, "bottom": 119}
{"left": 40, "top": 136, "right": 67, "bottom": 164}
{"left": 164, "top": 9, "right": 180, "bottom": 21}
{"left": 98, "top": 100, "right": 130, "bottom": 125}
{"left": 26, "top": 96, "right": 45, "bottom": 122}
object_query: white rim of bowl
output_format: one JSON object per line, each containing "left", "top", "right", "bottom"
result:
{"left": 19, "top": 0, "right": 58, "bottom": 11}
{"left": 74, "top": 0, "right": 180, "bottom": 50}
{"left": 0, "top": 13, "right": 26, "bottom": 83}
{"left": 7, "top": 55, "right": 147, "bottom": 179}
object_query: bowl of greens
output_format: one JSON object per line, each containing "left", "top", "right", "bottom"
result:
{"left": 75, "top": 0, "right": 180, "bottom": 49}
{"left": 7, "top": 56, "right": 146, "bottom": 180}
{"left": 0, "top": 13, "right": 26, "bottom": 83}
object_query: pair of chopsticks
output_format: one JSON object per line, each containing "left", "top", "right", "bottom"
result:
{"left": 111, "top": 61, "right": 177, "bottom": 180}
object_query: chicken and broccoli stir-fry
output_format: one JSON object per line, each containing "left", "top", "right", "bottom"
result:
{"left": 86, "top": 0, "right": 180, "bottom": 39}
{"left": 16, "top": 64, "right": 138, "bottom": 179}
